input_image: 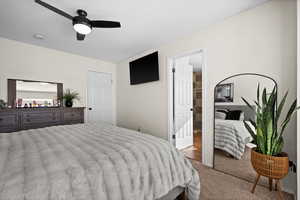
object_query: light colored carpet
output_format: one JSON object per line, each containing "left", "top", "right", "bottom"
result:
{"left": 214, "top": 147, "right": 269, "bottom": 187}
{"left": 191, "top": 160, "right": 294, "bottom": 200}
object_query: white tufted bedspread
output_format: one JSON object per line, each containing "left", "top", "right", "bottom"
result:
{"left": 0, "top": 123, "right": 200, "bottom": 200}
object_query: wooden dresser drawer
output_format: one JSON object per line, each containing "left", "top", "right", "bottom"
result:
{"left": 0, "top": 107, "right": 84, "bottom": 133}
{"left": 63, "top": 109, "right": 83, "bottom": 124}
{"left": 0, "top": 112, "right": 19, "bottom": 132}
{"left": 21, "top": 111, "right": 61, "bottom": 129}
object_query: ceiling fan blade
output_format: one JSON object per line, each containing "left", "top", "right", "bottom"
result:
{"left": 77, "top": 33, "right": 85, "bottom": 41}
{"left": 91, "top": 21, "right": 121, "bottom": 28}
{"left": 35, "top": 0, "right": 73, "bottom": 20}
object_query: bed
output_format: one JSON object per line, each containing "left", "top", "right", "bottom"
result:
{"left": 214, "top": 119, "right": 253, "bottom": 159}
{"left": 214, "top": 105, "right": 255, "bottom": 160}
{"left": 0, "top": 122, "right": 200, "bottom": 200}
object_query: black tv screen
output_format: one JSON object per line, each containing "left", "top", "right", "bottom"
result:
{"left": 129, "top": 52, "right": 159, "bottom": 85}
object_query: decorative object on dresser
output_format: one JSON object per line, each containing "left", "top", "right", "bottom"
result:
{"left": 242, "top": 85, "right": 299, "bottom": 200}
{"left": 0, "top": 107, "right": 85, "bottom": 133}
{"left": 0, "top": 100, "right": 7, "bottom": 109}
{"left": 62, "top": 89, "right": 80, "bottom": 107}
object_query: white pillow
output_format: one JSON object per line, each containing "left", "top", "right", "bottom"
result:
{"left": 215, "top": 111, "right": 226, "bottom": 120}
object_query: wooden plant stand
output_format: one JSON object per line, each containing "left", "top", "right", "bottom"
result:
{"left": 250, "top": 149, "right": 289, "bottom": 200}
{"left": 251, "top": 174, "right": 284, "bottom": 200}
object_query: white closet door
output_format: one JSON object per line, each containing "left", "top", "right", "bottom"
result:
{"left": 174, "top": 57, "right": 193, "bottom": 149}
{"left": 87, "top": 71, "right": 113, "bottom": 123}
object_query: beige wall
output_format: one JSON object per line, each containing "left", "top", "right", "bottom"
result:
{"left": 217, "top": 76, "right": 275, "bottom": 106}
{"left": 117, "top": 0, "right": 297, "bottom": 193}
{"left": 0, "top": 37, "right": 117, "bottom": 123}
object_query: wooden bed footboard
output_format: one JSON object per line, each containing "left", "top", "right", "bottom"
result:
{"left": 175, "top": 191, "right": 186, "bottom": 200}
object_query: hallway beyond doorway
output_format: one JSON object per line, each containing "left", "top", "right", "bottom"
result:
{"left": 181, "top": 130, "right": 202, "bottom": 162}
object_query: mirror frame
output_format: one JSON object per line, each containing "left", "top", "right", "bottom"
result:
{"left": 7, "top": 79, "right": 63, "bottom": 108}
{"left": 212, "top": 73, "right": 278, "bottom": 172}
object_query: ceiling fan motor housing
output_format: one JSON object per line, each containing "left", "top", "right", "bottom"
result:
{"left": 77, "top": 9, "right": 88, "bottom": 17}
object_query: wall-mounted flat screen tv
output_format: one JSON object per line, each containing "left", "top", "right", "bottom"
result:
{"left": 129, "top": 52, "right": 159, "bottom": 85}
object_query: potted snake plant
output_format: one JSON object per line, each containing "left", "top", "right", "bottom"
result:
{"left": 62, "top": 89, "right": 80, "bottom": 107}
{"left": 242, "top": 85, "right": 298, "bottom": 182}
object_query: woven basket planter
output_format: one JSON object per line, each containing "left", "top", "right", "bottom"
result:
{"left": 251, "top": 149, "right": 289, "bottom": 179}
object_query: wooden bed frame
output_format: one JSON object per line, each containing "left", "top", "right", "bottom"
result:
{"left": 176, "top": 191, "right": 186, "bottom": 200}
{"left": 158, "top": 187, "right": 186, "bottom": 200}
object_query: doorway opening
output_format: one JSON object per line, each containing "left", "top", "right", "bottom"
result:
{"left": 168, "top": 51, "right": 204, "bottom": 162}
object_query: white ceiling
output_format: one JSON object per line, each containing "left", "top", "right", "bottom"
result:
{"left": 0, "top": 0, "right": 269, "bottom": 63}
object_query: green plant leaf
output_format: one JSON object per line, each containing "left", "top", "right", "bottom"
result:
{"left": 241, "top": 97, "right": 255, "bottom": 112}
{"left": 267, "top": 87, "right": 277, "bottom": 109}
{"left": 242, "top": 85, "right": 299, "bottom": 156}
{"left": 260, "top": 105, "right": 268, "bottom": 152}
{"left": 262, "top": 88, "right": 267, "bottom": 107}
{"left": 282, "top": 100, "right": 297, "bottom": 126}
{"left": 63, "top": 89, "right": 80, "bottom": 102}
{"left": 266, "top": 87, "right": 277, "bottom": 147}
{"left": 243, "top": 121, "right": 257, "bottom": 144}
{"left": 257, "top": 83, "right": 260, "bottom": 106}
{"left": 256, "top": 114, "right": 266, "bottom": 154}
{"left": 276, "top": 91, "right": 288, "bottom": 124}
{"left": 256, "top": 127, "right": 266, "bottom": 154}
{"left": 279, "top": 100, "right": 297, "bottom": 138}
{"left": 249, "top": 119, "right": 257, "bottom": 129}
{"left": 272, "top": 137, "right": 283, "bottom": 156}
{"left": 266, "top": 112, "right": 273, "bottom": 155}
{"left": 254, "top": 101, "right": 261, "bottom": 110}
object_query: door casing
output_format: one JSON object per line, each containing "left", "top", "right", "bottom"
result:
{"left": 167, "top": 49, "right": 208, "bottom": 165}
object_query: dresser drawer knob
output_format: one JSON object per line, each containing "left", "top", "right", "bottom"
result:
{"left": 0, "top": 118, "right": 3, "bottom": 121}
{"left": 26, "top": 119, "right": 31, "bottom": 122}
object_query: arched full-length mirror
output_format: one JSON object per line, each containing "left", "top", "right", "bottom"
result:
{"left": 213, "top": 73, "right": 277, "bottom": 186}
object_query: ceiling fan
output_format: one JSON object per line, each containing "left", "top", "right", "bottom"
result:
{"left": 34, "top": 0, "right": 121, "bottom": 41}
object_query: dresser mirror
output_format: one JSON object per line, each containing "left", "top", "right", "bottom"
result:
{"left": 7, "top": 79, "right": 63, "bottom": 108}
{"left": 213, "top": 73, "right": 277, "bottom": 187}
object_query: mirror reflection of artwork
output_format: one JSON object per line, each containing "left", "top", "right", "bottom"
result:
{"left": 16, "top": 81, "right": 58, "bottom": 108}
{"left": 215, "top": 83, "right": 234, "bottom": 102}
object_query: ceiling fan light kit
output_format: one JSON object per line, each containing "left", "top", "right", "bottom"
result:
{"left": 73, "top": 16, "right": 92, "bottom": 35}
{"left": 34, "top": 0, "right": 121, "bottom": 41}
{"left": 73, "top": 23, "right": 92, "bottom": 35}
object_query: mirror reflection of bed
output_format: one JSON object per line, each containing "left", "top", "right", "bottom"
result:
{"left": 213, "top": 74, "right": 275, "bottom": 187}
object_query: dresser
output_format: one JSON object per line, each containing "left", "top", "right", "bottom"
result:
{"left": 0, "top": 107, "right": 85, "bottom": 133}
